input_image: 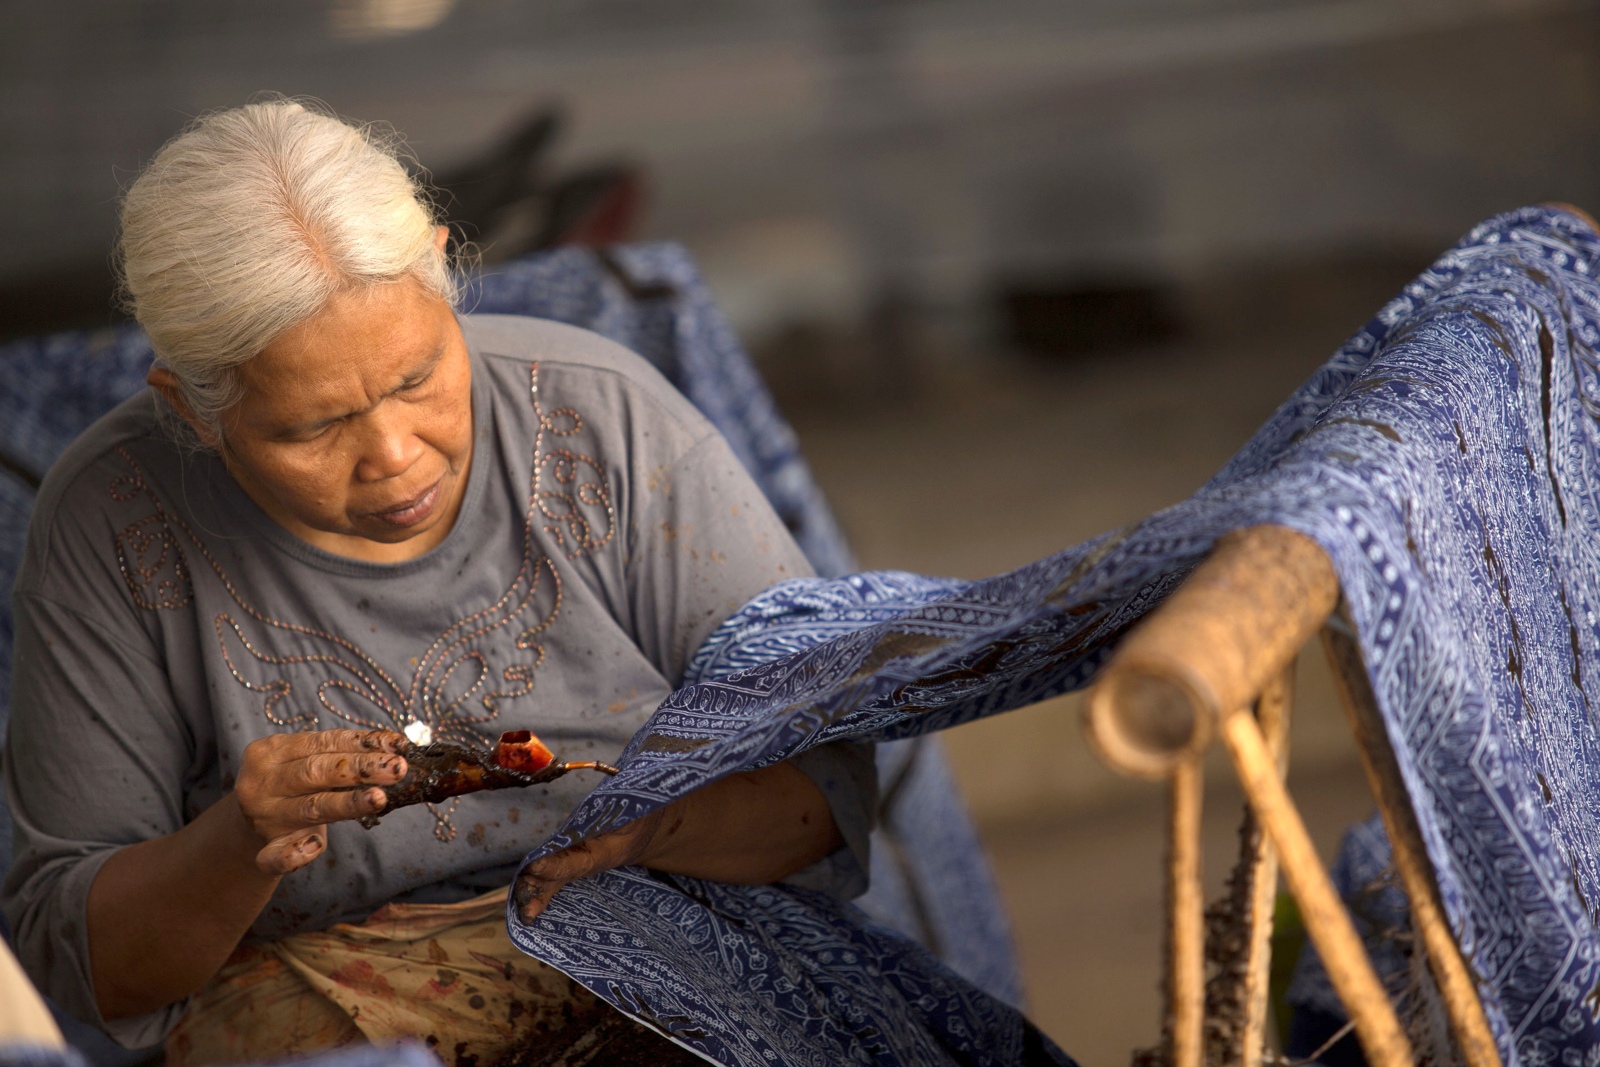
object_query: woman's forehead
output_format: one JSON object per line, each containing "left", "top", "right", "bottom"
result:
{"left": 251, "top": 283, "right": 448, "bottom": 379}
{"left": 237, "top": 281, "right": 457, "bottom": 420}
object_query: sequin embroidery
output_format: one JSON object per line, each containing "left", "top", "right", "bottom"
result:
{"left": 109, "top": 363, "right": 608, "bottom": 841}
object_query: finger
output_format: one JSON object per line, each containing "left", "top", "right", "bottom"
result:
{"left": 283, "top": 751, "right": 408, "bottom": 795}
{"left": 512, "top": 870, "right": 576, "bottom": 927}
{"left": 527, "top": 840, "right": 611, "bottom": 885}
{"left": 513, "top": 871, "right": 554, "bottom": 922}
{"left": 256, "top": 829, "right": 326, "bottom": 875}
{"left": 260, "top": 786, "right": 388, "bottom": 830}
{"left": 511, "top": 824, "right": 651, "bottom": 922}
{"left": 514, "top": 834, "right": 641, "bottom": 923}
{"left": 304, "top": 728, "right": 407, "bottom": 756}
{"left": 512, "top": 849, "right": 593, "bottom": 923}
{"left": 260, "top": 729, "right": 407, "bottom": 764}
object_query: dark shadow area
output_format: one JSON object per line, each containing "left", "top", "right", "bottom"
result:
{"left": 998, "top": 277, "right": 1185, "bottom": 358}
{"left": 0, "top": 265, "right": 127, "bottom": 343}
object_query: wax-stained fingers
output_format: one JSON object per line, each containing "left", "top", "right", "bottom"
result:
{"left": 514, "top": 841, "right": 601, "bottom": 920}
{"left": 267, "top": 785, "right": 390, "bottom": 827}
{"left": 256, "top": 828, "right": 328, "bottom": 876}
{"left": 234, "top": 729, "right": 410, "bottom": 848}
{"left": 257, "top": 728, "right": 407, "bottom": 763}
{"left": 514, "top": 811, "right": 665, "bottom": 922}
{"left": 281, "top": 750, "right": 409, "bottom": 794}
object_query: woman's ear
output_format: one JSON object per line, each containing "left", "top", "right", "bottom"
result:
{"left": 147, "top": 367, "right": 221, "bottom": 449}
{"left": 434, "top": 225, "right": 449, "bottom": 255}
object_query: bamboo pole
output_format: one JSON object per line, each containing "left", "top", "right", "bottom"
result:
{"left": 1323, "top": 623, "right": 1501, "bottom": 1067}
{"left": 1238, "top": 667, "right": 1293, "bottom": 1064}
{"left": 1083, "top": 524, "right": 1499, "bottom": 1065}
{"left": 1170, "top": 759, "right": 1205, "bottom": 1067}
{"left": 1198, "top": 670, "right": 1296, "bottom": 1067}
{"left": 1084, "top": 526, "right": 1339, "bottom": 779}
{"left": 1219, "top": 709, "right": 1414, "bottom": 1067}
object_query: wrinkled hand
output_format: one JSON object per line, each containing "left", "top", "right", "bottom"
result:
{"left": 513, "top": 808, "right": 671, "bottom": 922}
{"left": 234, "top": 729, "right": 408, "bottom": 875}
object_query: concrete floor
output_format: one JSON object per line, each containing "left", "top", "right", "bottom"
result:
{"left": 772, "top": 255, "right": 1425, "bottom": 1064}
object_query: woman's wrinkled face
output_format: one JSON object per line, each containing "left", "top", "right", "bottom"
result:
{"left": 214, "top": 278, "right": 474, "bottom": 563}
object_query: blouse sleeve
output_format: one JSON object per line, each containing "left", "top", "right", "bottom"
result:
{"left": 2, "top": 592, "right": 194, "bottom": 1047}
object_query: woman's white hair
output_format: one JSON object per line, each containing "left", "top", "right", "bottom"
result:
{"left": 118, "top": 97, "right": 458, "bottom": 439}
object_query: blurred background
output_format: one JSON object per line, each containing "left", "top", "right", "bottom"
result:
{"left": 5, "top": 0, "right": 1600, "bottom": 1062}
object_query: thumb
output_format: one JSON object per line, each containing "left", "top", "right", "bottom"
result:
{"left": 513, "top": 841, "right": 606, "bottom": 923}
{"left": 256, "top": 829, "right": 326, "bottom": 875}
{"left": 513, "top": 811, "right": 667, "bottom": 923}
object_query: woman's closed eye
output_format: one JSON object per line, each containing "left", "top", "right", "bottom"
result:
{"left": 397, "top": 369, "right": 435, "bottom": 395}
{"left": 283, "top": 419, "right": 340, "bottom": 444}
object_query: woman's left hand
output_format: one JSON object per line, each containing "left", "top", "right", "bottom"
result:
{"left": 512, "top": 762, "right": 842, "bottom": 923}
{"left": 513, "top": 808, "right": 667, "bottom": 922}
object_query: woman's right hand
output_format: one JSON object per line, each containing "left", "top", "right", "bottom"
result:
{"left": 233, "top": 728, "right": 409, "bottom": 875}
{"left": 86, "top": 728, "right": 412, "bottom": 1018}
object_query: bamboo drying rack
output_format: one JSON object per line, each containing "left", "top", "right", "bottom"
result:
{"left": 1083, "top": 524, "right": 1498, "bottom": 1067}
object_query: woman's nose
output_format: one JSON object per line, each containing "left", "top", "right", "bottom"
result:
{"left": 352, "top": 404, "right": 423, "bottom": 482}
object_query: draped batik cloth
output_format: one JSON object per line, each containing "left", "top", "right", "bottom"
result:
{"left": 503, "top": 205, "right": 1600, "bottom": 1067}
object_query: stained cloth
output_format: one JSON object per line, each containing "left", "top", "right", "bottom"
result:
{"left": 0, "top": 245, "right": 1019, "bottom": 1017}
{"left": 499, "top": 206, "right": 1600, "bottom": 1067}
{"left": 164, "top": 888, "right": 700, "bottom": 1067}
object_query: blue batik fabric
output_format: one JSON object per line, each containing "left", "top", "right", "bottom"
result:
{"left": 503, "top": 206, "right": 1600, "bottom": 1066}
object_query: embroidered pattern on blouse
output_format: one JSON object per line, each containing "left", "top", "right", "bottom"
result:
{"left": 111, "top": 479, "right": 194, "bottom": 612}
{"left": 536, "top": 404, "right": 616, "bottom": 559}
{"left": 109, "top": 363, "right": 613, "bottom": 841}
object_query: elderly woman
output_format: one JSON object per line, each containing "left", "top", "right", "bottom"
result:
{"left": 1, "top": 100, "right": 874, "bottom": 1067}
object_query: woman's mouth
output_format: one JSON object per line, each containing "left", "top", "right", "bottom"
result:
{"left": 370, "top": 480, "right": 443, "bottom": 528}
